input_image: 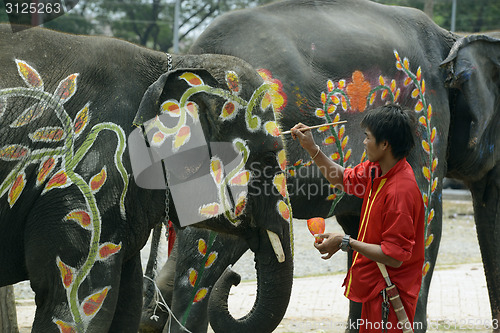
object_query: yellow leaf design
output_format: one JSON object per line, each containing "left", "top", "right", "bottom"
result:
{"left": 419, "top": 116, "right": 427, "bottom": 127}
{"left": 422, "top": 166, "right": 431, "bottom": 181}
{"left": 82, "top": 287, "right": 109, "bottom": 316}
{"left": 277, "top": 200, "right": 290, "bottom": 221}
{"left": 422, "top": 261, "right": 430, "bottom": 276}
{"left": 277, "top": 150, "right": 287, "bottom": 171}
{"left": 231, "top": 170, "right": 250, "bottom": 186}
{"left": 10, "top": 104, "right": 47, "bottom": 128}
{"left": 15, "top": 59, "right": 43, "bottom": 89}
{"left": 205, "top": 252, "right": 218, "bottom": 268}
{"left": 234, "top": 192, "right": 247, "bottom": 217}
{"left": 341, "top": 136, "right": 349, "bottom": 150}
{"left": 189, "top": 268, "right": 198, "bottom": 286}
{"left": 173, "top": 125, "right": 191, "bottom": 150}
{"left": 198, "top": 239, "right": 207, "bottom": 255}
{"left": 427, "top": 104, "right": 433, "bottom": 119}
{"left": 427, "top": 209, "right": 435, "bottom": 225}
{"left": 55, "top": 74, "right": 78, "bottom": 103}
{"left": 185, "top": 102, "right": 199, "bottom": 121}
{"left": 315, "top": 108, "right": 325, "bottom": 118}
{"left": 321, "top": 92, "right": 326, "bottom": 104}
{"left": 180, "top": 72, "right": 203, "bottom": 86}
{"left": 411, "top": 89, "right": 420, "bottom": 98}
{"left": 151, "top": 131, "right": 167, "bottom": 147}
{"left": 65, "top": 210, "right": 91, "bottom": 228}
{"left": 324, "top": 136, "right": 336, "bottom": 145}
{"left": 54, "top": 320, "right": 76, "bottom": 333}
{"left": 264, "top": 121, "right": 280, "bottom": 137}
{"left": 273, "top": 173, "right": 287, "bottom": 197}
{"left": 343, "top": 149, "right": 352, "bottom": 163}
{"left": 327, "top": 80, "right": 334, "bottom": 92}
{"left": 161, "top": 100, "right": 181, "bottom": 117}
{"left": 199, "top": 203, "right": 220, "bottom": 218}
{"left": 422, "top": 140, "right": 430, "bottom": 154}
{"left": 57, "top": 257, "right": 74, "bottom": 289}
{"left": 330, "top": 152, "right": 340, "bottom": 161}
{"left": 327, "top": 104, "right": 336, "bottom": 114}
{"left": 90, "top": 166, "right": 107, "bottom": 193}
{"left": 37, "top": 157, "right": 57, "bottom": 186}
{"left": 210, "top": 158, "right": 223, "bottom": 184}
{"left": 74, "top": 103, "right": 90, "bottom": 136}
{"left": 425, "top": 234, "right": 434, "bottom": 248}
{"left": 430, "top": 127, "right": 436, "bottom": 143}
{"left": 226, "top": 71, "right": 240, "bottom": 93}
{"left": 431, "top": 158, "right": 438, "bottom": 172}
{"left": 98, "top": 242, "right": 122, "bottom": 260}
{"left": 8, "top": 172, "right": 25, "bottom": 207}
{"left": 193, "top": 288, "right": 208, "bottom": 303}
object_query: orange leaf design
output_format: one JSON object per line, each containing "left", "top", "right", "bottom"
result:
{"left": 419, "top": 116, "right": 427, "bottom": 127}
{"left": 277, "top": 200, "right": 290, "bottom": 221}
{"left": 421, "top": 80, "right": 426, "bottom": 94}
{"left": 327, "top": 80, "right": 334, "bottom": 92}
{"left": 226, "top": 71, "right": 240, "bottom": 93}
{"left": 193, "top": 288, "right": 208, "bottom": 303}
{"left": 425, "top": 234, "right": 434, "bottom": 248}
{"left": 10, "top": 104, "right": 47, "bottom": 127}
{"left": 205, "top": 252, "right": 218, "bottom": 268}
{"left": 288, "top": 169, "right": 296, "bottom": 177}
{"left": 16, "top": 59, "right": 43, "bottom": 89}
{"left": 189, "top": 268, "right": 198, "bottom": 286}
{"left": 180, "top": 72, "right": 203, "bottom": 86}
{"left": 57, "top": 257, "right": 74, "bottom": 288}
{"left": 417, "top": 67, "right": 422, "bottom": 81}
{"left": 423, "top": 193, "right": 429, "bottom": 207}
{"left": 330, "top": 152, "right": 340, "bottom": 161}
{"left": 431, "top": 178, "right": 438, "bottom": 193}
{"left": 293, "top": 159, "right": 303, "bottom": 167}
{"left": 65, "top": 210, "right": 91, "bottom": 228}
{"left": 54, "top": 320, "right": 76, "bottom": 333}
{"left": 369, "top": 92, "right": 376, "bottom": 105}
{"left": 327, "top": 104, "right": 336, "bottom": 114}
{"left": 99, "top": 242, "right": 122, "bottom": 260}
{"left": 414, "top": 102, "right": 424, "bottom": 113}
{"left": 326, "top": 193, "right": 337, "bottom": 201}
{"left": 346, "top": 71, "right": 370, "bottom": 112}
{"left": 422, "top": 166, "right": 431, "bottom": 181}
{"left": 379, "top": 75, "right": 385, "bottom": 86}
{"left": 341, "top": 136, "right": 349, "bottom": 150}
{"left": 403, "top": 57, "right": 410, "bottom": 70}
{"left": 321, "top": 92, "right": 326, "bottom": 104}
{"left": 8, "top": 172, "right": 25, "bottom": 207}
{"left": 29, "top": 127, "right": 65, "bottom": 142}
{"left": 427, "top": 104, "right": 433, "bottom": 119}
{"left": 151, "top": 131, "right": 167, "bottom": 147}
{"left": 90, "top": 167, "right": 107, "bottom": 192}
{"left": 161, "top": 100, "right": 181, "bottom": 116}
{"left": 427, "top": 209, "right": 435, "bottom": 225}
{"left": 277, "top": 150, "right": 287, "bottom": 171}
{"left": 360, "top": 150, "right": 367, "bottom": 163}
{"left": 210, "top": 158, "right": 223, "bottom": 184}
{"left": 231, "top": 170, "right": 250, "bottom": 186}
{"left": 315, "top": 108, "right": 325, "bottom": 118}
{"left": 82, "top": 287, "right": 109, "bottom": 316}
{"left": 221, "top": 101, "right": 236, "bottom": 119}
{"left": 343, "top": 149, "right": 352, "bottom": 163}
{"left": 338, "top": 126, "right": 345, "bottom": 140}
{"left": 74, "top": 103, "right": 90, "bottom": 136}
{"left": 411, "top": 89, "right": 420, "bottom": 98}
{"left": 430, "top": 127, "right": 436, "bottom": 143}
{"left": 338, "top": 80, "right": 346, "bottom": 89}
{"left": 273, "top": 173, "right": 287, "bottom": 197}
{"left": 234, "top": 192, "right": 247, "bottom": 217}
{"left": 173, "top": 125, "right": 191, "bottom": 149}
{"left": 422, "top": 140, "right": 430, "bottom": 154}
{"left": 307, "top": 217, "right": 325, "bottom": 236}
{"left": 404, "top": 77, "right": 412, "bottom": 86}
{"left": 318, "top": 125, "right": 330, "bottom": 132}
{"left": 330, "top": 95, "right": 340, "bottom": 105}
{"left": 186, "top": 101, "right": 199, "bottom": 121}
{"left": 381, "top": 90, "right": 388, "bottom": 100}
{"left": 324, "top": 136, "right": 336, "bottom": 145}
{"left": 431, "top": 158, "right": 438, "bottom": 172}
{"left": 264, "top": 121, "right": 280, "bottom": 137}
{"left": 422, "top": 261, "right": 430, "bottom": 276}
{"left": 394, "top": 89, "right": 401, "bottom": 102}
{"left": 55, "top": 74, "right": 78, "bottom": 103}
{"left": 199, "top": 203, "right": 220, "bottom": 218}
{"left": 37, "top": 157, "right": 57, "bottom": 185}
{"left": 198, "top": 239, "right": 207, "bottom": 255}
{"left": 44, "top": 170, "right": 69, "bottom": 192}
{"left": 390, "top": 80, "right": 396, "bottom": 93}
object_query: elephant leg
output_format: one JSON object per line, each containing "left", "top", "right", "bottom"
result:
{"left": 336, "top": 214, "right": 362, "bottom": 333}
{"left": 140, "top": 238, "right": 178, "bottom": 333}
{"left": 109, "top": 253, "right": 144, "bottom": 332}
{"left": 469, "top": 165, "right": 500, "bottom": 331}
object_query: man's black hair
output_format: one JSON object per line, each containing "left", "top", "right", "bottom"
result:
{"left": 360, "top": 103, "right": 416, "bottom": 160}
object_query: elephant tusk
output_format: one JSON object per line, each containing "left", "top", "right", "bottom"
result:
{"left": 266, "top": 230, "right": 285, "bottom": 263}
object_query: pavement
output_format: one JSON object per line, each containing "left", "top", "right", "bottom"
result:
{"left": 206, "top": 263, "right": 491, "bottom": 332}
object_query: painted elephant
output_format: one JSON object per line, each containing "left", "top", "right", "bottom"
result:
{"left": 0, "top": 24, "right": 294, "bottom": 332}
{"left": 140, "top": 0, "right": 500, "bottom": 332}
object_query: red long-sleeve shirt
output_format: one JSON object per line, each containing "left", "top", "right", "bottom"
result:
{"left": 342, "top": 158, "right": 425, "bottom": 303}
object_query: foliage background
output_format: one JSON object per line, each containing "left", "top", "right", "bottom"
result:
{"left": 1, "top": 0, "right": 500, "bottom": 52}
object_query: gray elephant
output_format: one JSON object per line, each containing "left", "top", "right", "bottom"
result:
{"left": 142, "top": 0, "right": 500, "bottom": 332}
{"left": 0, "top": 24, "right": 294, "bottom": 332}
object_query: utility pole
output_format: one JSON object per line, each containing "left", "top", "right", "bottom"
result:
{"left": 173, "top": 0, "right": 180, "bottom": 53}
{"left": 451, "top": 0, "right": 457, "bottom": 32}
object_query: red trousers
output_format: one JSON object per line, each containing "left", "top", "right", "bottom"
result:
{"left": 358, "top": 293, "right": 418, "bottom": 333}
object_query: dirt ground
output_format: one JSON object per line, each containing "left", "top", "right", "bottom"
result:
{"left": 14, "top": 194, "right": 489, "bottom": 332}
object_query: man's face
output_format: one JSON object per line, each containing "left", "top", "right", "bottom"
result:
{"left": 363, "top": 129, "right": 386, "bottom": 162}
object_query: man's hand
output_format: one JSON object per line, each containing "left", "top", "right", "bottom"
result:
{"left": 313, "top": 233, "right": 344, "bottom": 259}
{"left": 291, "top": 123, "right": 318, "bottom": 156}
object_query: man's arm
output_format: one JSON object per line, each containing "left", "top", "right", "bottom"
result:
{"left": 291, "top": 123, "right": 344, "bottom": 189}
{"left": 314, "top": 233, "right": 403, "bottom": 268}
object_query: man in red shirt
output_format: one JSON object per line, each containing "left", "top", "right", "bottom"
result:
{"left": 291, "top": 104, "right": 425, "bottom": 332}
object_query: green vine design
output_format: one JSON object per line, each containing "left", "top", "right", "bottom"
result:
{"left": 0, "top": 60, "right": 128, "bottom": 332}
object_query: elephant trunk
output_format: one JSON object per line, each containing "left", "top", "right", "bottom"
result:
{"left": 208, "top": 226, "right": 293, "bottom": 333}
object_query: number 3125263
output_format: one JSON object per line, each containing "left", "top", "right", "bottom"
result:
{"left": 5, "top": 2, "right": 62, "bottom": 14}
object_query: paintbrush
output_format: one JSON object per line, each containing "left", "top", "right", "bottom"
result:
{"left": 280, "top": 120, "right": 347, "bottom": 135}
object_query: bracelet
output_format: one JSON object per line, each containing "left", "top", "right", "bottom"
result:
{"left": 311, "top": 145, "right": 321, "bottom": 159}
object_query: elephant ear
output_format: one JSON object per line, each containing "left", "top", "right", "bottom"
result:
{"left": 440, "top": 35, "right": 500, "bottom": 148}
{"left": 133, "top": 68, "right": 220, "bottom": 127}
